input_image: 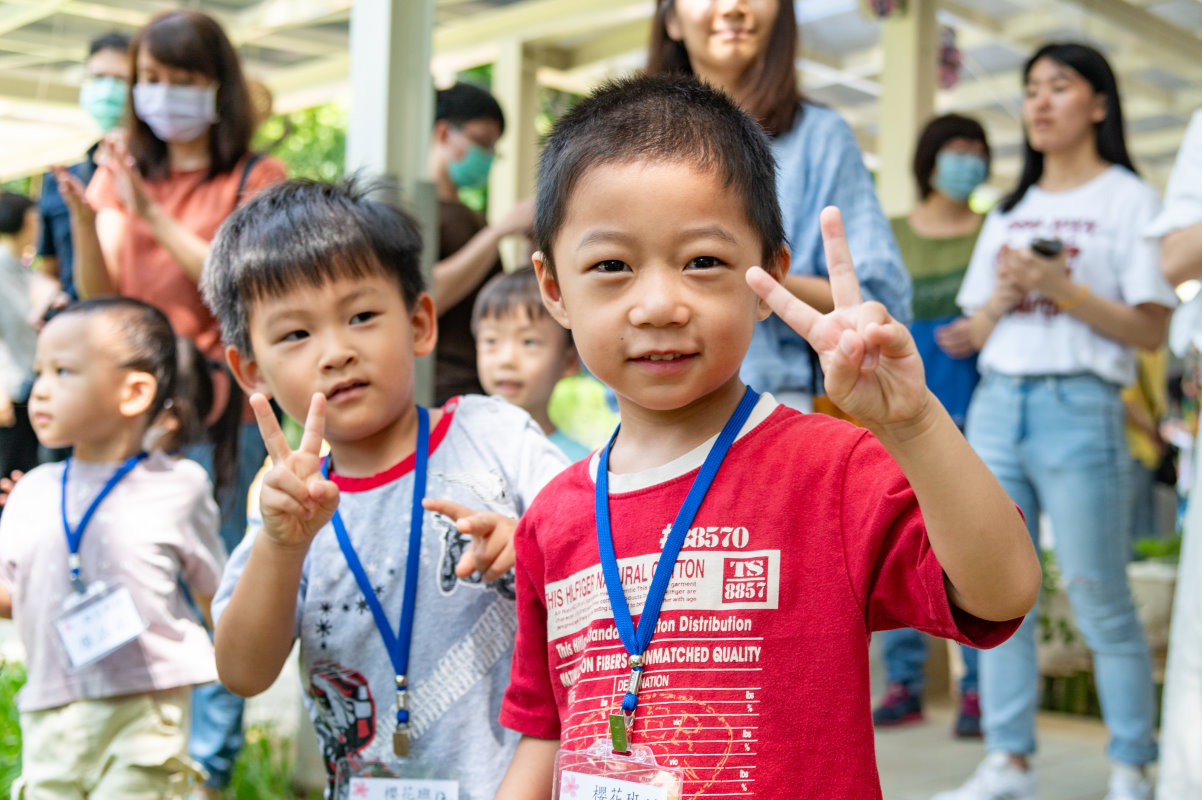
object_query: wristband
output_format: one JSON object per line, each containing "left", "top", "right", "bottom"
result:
{"left": 1055, "top": 284, "right": 1090, "bottom": 311}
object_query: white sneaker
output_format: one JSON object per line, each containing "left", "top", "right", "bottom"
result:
{"left": 1105, "top": 764, "right": 1151, "bottom": 800}
{"left": 932, "top": 752, "right": 1037, "bottom": 800}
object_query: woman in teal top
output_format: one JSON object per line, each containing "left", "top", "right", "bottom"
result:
{"left": 874, "top": 114, "right": 991, "bottom": 738}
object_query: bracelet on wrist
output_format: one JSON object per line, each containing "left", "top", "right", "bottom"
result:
{"left": 1055, "top": 284, "right": 1090, "bottom": 311}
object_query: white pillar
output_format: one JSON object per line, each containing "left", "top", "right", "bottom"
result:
{"left": 877, "top": 0, "right": 937, "bottom": 218}
{"left": 347, "top": 0, "right": 438, "bottom": 403}
{"left": 489, "top": 38, "right": 540, "bottom": 272}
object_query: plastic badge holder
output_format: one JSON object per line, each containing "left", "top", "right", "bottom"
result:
{"left": 553, "top": 739, "right": 684, "bottom": 800}
{"left": 332, "top": 756, "right": 459, "bottom": 800}
{"left": 54, "top": 580, "right": 147, "bottom": 669}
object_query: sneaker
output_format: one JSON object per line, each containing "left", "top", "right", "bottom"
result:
{"left": 872, "top": 681, "right": 923, "bottom": 726}
{"left": 932, "top": 752, "right": 1036, "bottom": 800}
{"left": 1105, "top": 764, "right": 1152, "bottom": 800}
{"left": 954, "top": 689, "right": 982, "bottom": 738}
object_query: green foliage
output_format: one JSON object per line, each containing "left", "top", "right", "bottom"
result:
{"left": 0, "top": 661, "right": 25, "bottom": 797}
{"left": 254, "top": 104, "right": 348, "bottom": 182}
{"left": 1, "top": 177, "right": 33, "bottom": 196}
{"left": 227, "top": 725, "right": 321, "bottom": 800}
{"left": 1133, "top": 534, "right": 1182, "bottom": 562}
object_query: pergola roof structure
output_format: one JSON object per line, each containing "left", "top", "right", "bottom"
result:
{"left": 2, "top": 0, "right": 1201, "bottom": 190}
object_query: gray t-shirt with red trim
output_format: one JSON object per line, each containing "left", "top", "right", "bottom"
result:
{"left": 213, "top": 395, "right": 569, "bottom": 798}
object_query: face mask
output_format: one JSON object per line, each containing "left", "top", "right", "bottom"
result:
{"left": 932, "top": 151, "right": 988, "bottom": 201}
{"left": 80, "top": 76, "right": 127, "bottom": 132}
{"left": 132, "top": 83, "right": 218, "bottom": 143}
{"left": 447, "top": 142, "right": 494, "bottom": 189}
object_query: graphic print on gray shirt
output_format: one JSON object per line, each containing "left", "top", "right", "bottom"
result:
{"left": 214, "top": 396, "right": 569, "bottom": 798}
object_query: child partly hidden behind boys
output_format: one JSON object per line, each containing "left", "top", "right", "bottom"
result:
{"left": 200, "top": 180, "right": 569, "bottom": 797}
{"left": 494, "top": 75, "right": 1043, "bottom": 799}
{"left": 474, "top": 267, "right": 592, "bottom": 461}
{"left": 0, "top": 297, "right": 227, "bottom": 798}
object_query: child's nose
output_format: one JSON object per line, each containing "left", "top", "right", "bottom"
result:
{"left": 319, "top": 333, "right": 357, "bottom": 370}
{"left": 628, "top": 271, "right": 689, "bottom": 328}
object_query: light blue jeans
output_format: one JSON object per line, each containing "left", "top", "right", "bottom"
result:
{"left": 966, "top": 373, "right": 1157, "bottom": 766}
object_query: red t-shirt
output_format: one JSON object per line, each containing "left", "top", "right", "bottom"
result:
{"left": 501, "top": 403, "right": 1020, "bottom": 799}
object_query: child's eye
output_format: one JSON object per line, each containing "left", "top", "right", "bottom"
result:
{"left": 522, "top": 338, "right": 543, "bottom": 348}
{"left": 592, "top": 260, "right": 629, "bottom": 273}
{"left": 350, "top": 311, "right": 377, "bottom": 325}
{"left": 686, "top": 256, "right": 723, "bottom": 270}
{"left": 280, "top": 330, "right": 308, "bottom": 343}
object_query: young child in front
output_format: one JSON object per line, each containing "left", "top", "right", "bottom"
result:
{"left": 474, "top": 267, "right": 591, "bottom": 461}
{"left": 0, "top": 297, "right": 225, "bottom": 798}
{"left": 494, "top": 75, "right": 1042, "bottom": 799}
{"left": 200, "top": 179, "right": 569, "bottom": 797}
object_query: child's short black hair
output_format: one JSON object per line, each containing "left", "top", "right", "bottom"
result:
{"left": 202, "top": 177, "right": 425, "bottom": 356}
{"left": 0, "top": 192, "right": 34, "bottom": 235}
{"left": 56, "top": 297, "right": 177, "bottom": 421}
{"left": 535, "top": 74, "right": 786, "bottom": 275}
{"left": 436, "top": 82, "right": 505, "bottom": 134}
{"left": 471, "top": 267, "right": 557, "bottom": 336}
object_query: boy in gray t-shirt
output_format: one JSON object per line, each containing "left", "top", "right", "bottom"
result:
{"left": 202, "top": 179, "right": 568, "bottom": 797}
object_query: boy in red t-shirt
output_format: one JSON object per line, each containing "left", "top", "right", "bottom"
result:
{"left": 495, "top": 75, "right": 1042, "bottom": 800}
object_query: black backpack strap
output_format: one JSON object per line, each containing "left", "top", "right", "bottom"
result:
{"left": 235, "top": 151, "right": 264, "bottom": 205}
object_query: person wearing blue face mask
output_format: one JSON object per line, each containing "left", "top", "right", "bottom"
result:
{"left": 34, "top": 33, "right": 131, "bottom": 312}
{"left": 428, "top": 82, "right": 537, "bottom": 403}
{"left": 873, "top": 114, "right": 992, "bottom": 738}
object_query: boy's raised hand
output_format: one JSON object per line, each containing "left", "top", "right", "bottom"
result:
{"left": 421, "top": 498, "right": 517, "bottom": 582}
{"left": 746, "top": 206, "right": 928, "bottom": 429}
{"left": 251, "top": 392, "right": 339, "bottom": 550}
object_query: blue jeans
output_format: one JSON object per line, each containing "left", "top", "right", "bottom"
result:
{"left": 966, "top": 373, "right": 1157, "bottom": 766}
{"left": 882, "top": 628, "right": 979, "bottom": 694}
{"left": 186, "top": 421, "right": 268, "bottom": 787}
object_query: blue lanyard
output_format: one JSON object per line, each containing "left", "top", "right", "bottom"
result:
{"left": 596, "top": 386, "right": 758, "bottom": 722}
{"left": 321, "top": 406, "right": 428, "bottom": 749}
{"left": 62, "top": 452, "right": 147, "bottom": 594}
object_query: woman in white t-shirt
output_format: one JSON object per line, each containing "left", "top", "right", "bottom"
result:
{"left": 936, "top": 43, "right": 1177, "bottom": 800}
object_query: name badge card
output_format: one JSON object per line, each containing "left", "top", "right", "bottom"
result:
{"left": 553, "top": 740, "right": 683, "bottom": 800}
{"left": 54, "top": 581, "right": 146, "bottom": 669}
{"left": 333, "top": 757, "right": 459, "bottom": 800}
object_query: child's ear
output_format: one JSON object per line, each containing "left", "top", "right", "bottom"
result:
{"left": 410, "top": 292, "right": 438, "bottom": 358}
{"left": 533, "top": 251, "right": 571, "bottom": 330}
{"left": 225, "top": 345, "right": 271, "bottom": 398}
{"left": 756, "top": 246, "right": 791, "bottom": 321}
{"left": 119, "top": 371, "right": 157, "bottom": 419}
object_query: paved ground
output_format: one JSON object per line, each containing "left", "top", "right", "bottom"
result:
{"left": 875, "top": 703, "right": 1113, "bottom": 800}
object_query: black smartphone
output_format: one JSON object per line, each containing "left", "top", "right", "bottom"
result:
{"left": 1030, "top": 238, "right": 1064, "bottom": 258}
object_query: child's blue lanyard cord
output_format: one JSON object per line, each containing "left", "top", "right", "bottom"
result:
{"left": 595, "top": 386, "right": 758, "bottom": 720}
{"left": 61, "top": 452, "right": 148, "bottom": 594}
{"left": 321, "top": 406, "right": 429, "bottom": 737}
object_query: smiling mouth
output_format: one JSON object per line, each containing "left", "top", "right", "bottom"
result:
{"left": 327, "top": 380, "right": 368, "bottom": 401}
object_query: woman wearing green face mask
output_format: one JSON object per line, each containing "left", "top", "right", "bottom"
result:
{"left": 428, "top": 82, "right": 536, "bottom": 404}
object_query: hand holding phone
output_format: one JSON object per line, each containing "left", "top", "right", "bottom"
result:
{"left": 1030, "top": 238, "right": 1064, "bottom": 258}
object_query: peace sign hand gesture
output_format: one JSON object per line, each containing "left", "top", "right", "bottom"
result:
{"left": 251, "top": 392, "right": 340, "bottom": 551}
{"left": 746, "top": 207, "right": 929, "bottom": 430}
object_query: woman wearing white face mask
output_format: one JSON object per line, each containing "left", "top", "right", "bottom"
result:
{"left": 50, "top": 9, "right": 286, "bottom": 799}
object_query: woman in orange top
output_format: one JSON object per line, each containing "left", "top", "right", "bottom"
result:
{"left": 52, "top": 9, "right": 285, "bottom": 797}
